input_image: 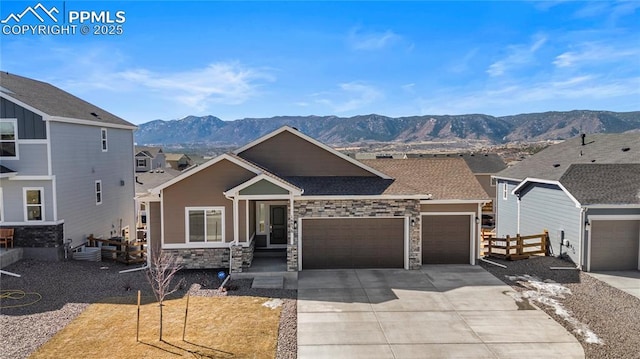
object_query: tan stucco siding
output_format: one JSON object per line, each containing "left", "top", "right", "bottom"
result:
{"left": 475, "top": 174, "right": 496, "bottom": 199}
{"left": 149, "top": 201, "right": 162, "bottom": 259}
{"left": 420, "top": 203, "right": 479, "bottom": 213}
{"left": 162, "top": 159, "right": 256, "bottom": 244}
{"left": 238, "top": 131, "right": 374, "bottom": 177}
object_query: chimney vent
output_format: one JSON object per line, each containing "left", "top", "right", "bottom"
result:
{"left": 581, "top": 133, "right": 586, "bottom": 146}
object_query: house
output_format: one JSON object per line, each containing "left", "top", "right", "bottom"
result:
{"left": 144, "top": 126, "right": 489, "bottom": 272}
{"left": 135, "top": 146, "right": 165, "bottom": 172}
{"left": 165, "top": 153, "right": 192, "bottom": 171}
{"left": 134, "top": 167, "right": 181, "bottom": 236}
{"left": 493, "top": 133, "right": 640, "bottom": 271}
{"left": 407, "top": 153, "right": 506, "bottom": 221}
{"left": 0, "top": 72, "right": 136, "bottom": 260}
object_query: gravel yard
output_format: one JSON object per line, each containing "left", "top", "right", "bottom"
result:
{"left": 480, "top": 256, "right": 640, "bottom": 359}
{"left": 0, "top": 259, "right": 297, "bottom": 359}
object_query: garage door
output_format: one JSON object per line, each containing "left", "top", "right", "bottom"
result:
{"left": 591, "top": 220, "right": 640, "bottom": 271}
{"left": 422, "top": 215, "right": 471, "bottom": 264}
{"left": 301, "top": 218, "right": 404, "bottom": 269}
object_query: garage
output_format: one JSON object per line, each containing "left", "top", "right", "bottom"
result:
{"left": 301, "top": 217, "right": 404, "bottom": 269}
{"left": 422, "top": 215, "right": 471, "bottom": 264}
{"left": 590, "top": 220, "right": 640, "bottom": 271}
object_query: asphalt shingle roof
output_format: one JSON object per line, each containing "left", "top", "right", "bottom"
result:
{"left": 0, "top": 165, "right": 16, "bottom": 174}
{"left": 135, "top": 168, "right": 181, "bottom": 194}
{"left": 0, "top": 72, "right": 134, "bottom": 127}
{"left": 560, "top": 164, "right": 640, "bottom": 205}
{"left": 285, "top": 176, "right": 395, "bottom": 195}
{"left": 496, "top": 132, "right": 640, "bottom": 181}
{"left": 407, "top": 153, "right": 506, "bottom": 174}
{"left": 360, "top": 158, "right": 490, "bottom": 200}
{"left": 135, "top": 146, "right": 163, "bottom": 158}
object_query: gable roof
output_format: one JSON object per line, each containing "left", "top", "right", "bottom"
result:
{"left": 360, "top": 158, "right": 490, "bottom": 200}
{"left": 496, "top": 132, "right": 640, "bottom": 181}
{"left": 165, "top": 153, "right": 190, "bottom": 161}
{"left": 407, "top": 153, "right": 506, "bottom": 174}
{"left": 135, "top": 146, "right": 163, "bottom": 158}
{"left": 559, "top": 164, "right": 640, "bottom": 206}
{"left": 0, "top": 72, "right": 135, "bottom": 129}
{"left": 233, "top": 126, "right": 392, "bottom": 179}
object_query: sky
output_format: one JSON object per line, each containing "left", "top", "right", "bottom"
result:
{"left": 1, "top": 1, "right": 639, "bottom": 125}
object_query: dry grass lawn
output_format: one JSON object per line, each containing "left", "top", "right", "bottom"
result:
{"left": 29, "top": 295, "right": 282, "bottom": 359}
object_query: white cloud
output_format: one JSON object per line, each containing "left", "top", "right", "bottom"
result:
{"left": 554, "top": 42, "right": 640, "bottom": 68}
{"left": 487, "top": 34, "right": 547, "bottom": 77}
{"left": 314, "top": 81, "right": 383, "bottom": 113}
{"left": 116, "top": 63, "right": 274, "bottom": 110}
{"left": 348, "top": 28, "right": 401, "bottom": 51}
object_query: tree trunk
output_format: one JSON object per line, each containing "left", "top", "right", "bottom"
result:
{"left": 159, "top": 303, "right": 164, "bottom": 342}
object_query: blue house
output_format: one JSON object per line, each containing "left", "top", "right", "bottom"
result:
{"left": 493, "top": 133, "right": 640, "bottom": 271}
{"left": 0, "top": 72, "right": 137, "bottom": 260}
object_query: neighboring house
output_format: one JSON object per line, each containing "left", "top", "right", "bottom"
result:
{"left": 165, "top": 153, "right": 192, "bottom": 171}
{"left": 407, "top": 153, "right": 506, "bottom": 221}
{"left": 0, "top": 72, "right": 136, "bottom": 259}
{"left": 143, "top": 126, "right": 489, "bottom": 272}
{"left": 135, "top": 146, "right": 165, "bottom": 172}
{"left": 494, "top": 133, "right": 640, "bottom": 271}
{"left": 134, "top": 167, "right": 181, "bottom": 235}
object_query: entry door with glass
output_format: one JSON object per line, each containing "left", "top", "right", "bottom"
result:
{"left": 269, "top": 205, "right": 288, "bottom": 246}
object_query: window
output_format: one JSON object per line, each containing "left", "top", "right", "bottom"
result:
{"left": 136, "top": 158, "right": 147, "bottom": 168}
{"left": 0, "top": 119, "right": 17, "bottom": 158}
{"left": 24, "top": 188, "right": 44, "bottom": 221}
{"left": 100, "top": 128, "right": 108, "bottom": 152}
{"left": 95, "top": 180, "right": 102, "bottom": 205}
{"left": 186, "top": 207, "right": 224, "bottom": 243}
{"left": 257, "top": 203, "right": 266, "bottom": 233}
{"left": 502, "top": 183, "right": 508, "bottom": 200}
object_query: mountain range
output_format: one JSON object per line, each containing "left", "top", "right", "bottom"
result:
{"left": 134, "top": 110, "right": 640, "bottom": 147}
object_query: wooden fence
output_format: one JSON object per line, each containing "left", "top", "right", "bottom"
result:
{"left": 87, "top": 235, "right": 147, "bottom": 264}
{"left": 482, "top": 230, "right": 549, "bottom": 260}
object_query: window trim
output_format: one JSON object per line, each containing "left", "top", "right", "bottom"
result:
{"left": 0, "top": 118, "right": 19, "bottom": 160}
{"left": 100, "top": 128, "right": 108, "bottom": 152}
{"left": 136, "top": 158, "right": 147, "bottom": 168}
{"left": 185, "top": 206, "right": 225, "bottom": 244}
{"left": 502, "top": 182, "right": 508, "bottom": 200}
{"left": 95, "top": 180, "right": 103, "bottom": 205}
{"left": 23, "top": 187, "right": 45, "bottom": 222}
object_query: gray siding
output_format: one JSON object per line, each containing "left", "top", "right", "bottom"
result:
{"left": 0, "top": 98, "right": 46, "bottom": 139}
{"left": 4, "top": 143, "right": 48, "bottom": 175}
{"left": 495, "top": 180, "right": 518, "bottom": 237}
{"left": 587, "top": 208, "right": 640, "bottom": 217}
{"left": 0, "top": 179, "right": 54, "bottom": 222}
{"left": 50, "top": 122, "right": 135, "bottom": 246}
{"left": 519, "top": 183, "right": 581, "bottom": 263}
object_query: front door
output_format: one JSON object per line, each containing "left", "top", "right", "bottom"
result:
{"left": 269, "top": 205, "right": 287, "bottom": 246}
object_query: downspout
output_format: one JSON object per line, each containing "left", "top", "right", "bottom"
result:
{"left": 516, "top": 194, "right": 521, "bottom": 235}
{"left": 578, "top": 207, "right": 587, "bottom": 270}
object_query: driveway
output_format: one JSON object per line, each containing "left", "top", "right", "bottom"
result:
{"left": 297, "top": 265, "right": 584, "bottom": 359}
{"left": 586, "top": 270, "right": 640, "bottom": 299}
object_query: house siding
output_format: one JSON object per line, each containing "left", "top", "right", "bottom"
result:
{"left": 475, "top": 174, "right": 495, "bottom": 199}
{"left": 0, "top": 97, "right": 46, "bottom": 139}
{"left": 50, "top": 122, "right": 135, "bottom": 247}
{"left": 161, "top": 159, "right": 256, "bottom": 245}
{"left": 238, "top": 130, "right": 374, "bottom": 177}
{"left": 519, "top": 183, "right": 581, "bottom": 263}
{"left": 495, "top": 180, "right": 519, "bottom": 237}
{"left": 0, "top": 179, "right": 54, "bottom": 222}
{"left": 7, "top": 143, "right": 48, "bottom": 174}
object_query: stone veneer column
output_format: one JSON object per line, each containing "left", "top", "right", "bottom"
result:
{"left": 230, "top": 244, "right": 244, "bottom": 273}
{"left": 287, "top": 244, "right": 298, "bottom": 271}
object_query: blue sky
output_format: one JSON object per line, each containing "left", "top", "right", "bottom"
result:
{"left": 1, "top": 1, "right": 639, "bottom": 124}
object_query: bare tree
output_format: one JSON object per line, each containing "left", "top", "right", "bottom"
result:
{"left": 145, "top": 252, "right": 184, "bottom": 341}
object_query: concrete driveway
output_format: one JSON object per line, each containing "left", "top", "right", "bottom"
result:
{"left": 297, "top": 265, "right": 584, "bottom": 359}
{"left": 586, "top": 270, "right": 640, "bottom": 299}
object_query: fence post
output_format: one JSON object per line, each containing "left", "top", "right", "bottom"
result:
{"left": 543, "top": 230, "right": 549, "bottom": 256}
{"left": 505, "top": 235, "right": 511, "bottom": 259}
{"left": 517, "top": 234, "right": 523, "bottom": 256}
{"left": 486, "top": 233, "right": 492, "bottom": 257}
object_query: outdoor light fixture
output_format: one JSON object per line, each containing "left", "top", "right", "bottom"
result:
{"left": 585, "top": 221, "right": 591, "bottom": 229}
{"left": 410, "top": 218, "right": 416, "bottom": 226}
{"left": 293, "top": 221, "right": 298, "bottom": 230}
{"left": 475, "top": 217, "right": 480, "bottom": 224}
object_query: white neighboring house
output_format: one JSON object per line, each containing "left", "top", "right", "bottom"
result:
{"left": 0, "top": 72, "right": 137, "bottom": 260}
{"left": 135, "top": 146, "right": 166, "bottom": 172}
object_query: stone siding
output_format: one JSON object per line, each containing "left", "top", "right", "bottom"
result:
{"left": 162, "top": 240, "right": 254, "bottom": 271}
{"left": 1, "top": 224, "right": 65, "bottom": 260}
{"left": 291, "top": 199, "right": 422, "bottom": 271}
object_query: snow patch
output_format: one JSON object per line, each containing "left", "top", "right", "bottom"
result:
{"left": 506, "top": 274, "right": 603, "bottom": 345}
{"left": 262, "top": 298, "right": 283, "bottom": 309}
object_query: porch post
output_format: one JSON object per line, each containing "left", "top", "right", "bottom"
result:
{"left": 289, "top": 196, "right": 295, "bottom": 245}
{"left": 233, "top": 197, "right": 239, "bottom": 245}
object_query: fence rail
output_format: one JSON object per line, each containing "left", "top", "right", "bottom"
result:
{"left": 482, "top": 230, "right": 549, "bottom": 260}
{"left": 87, "top": 235, "right": 147, "bottom": 264}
